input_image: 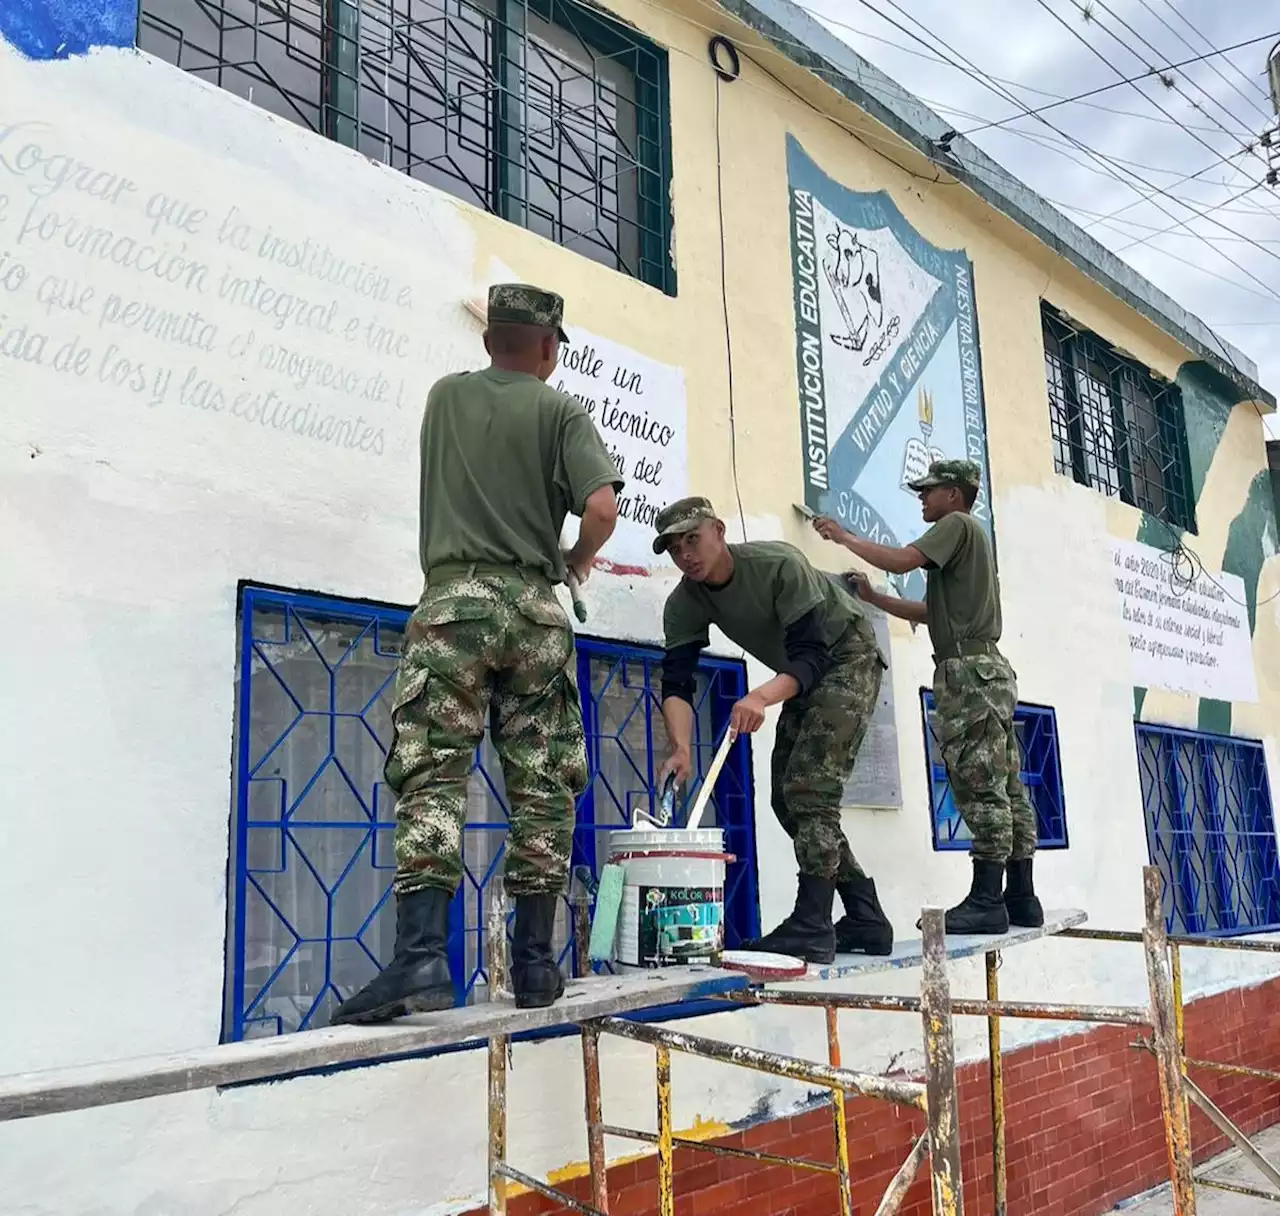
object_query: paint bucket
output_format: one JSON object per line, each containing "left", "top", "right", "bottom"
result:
{"left": 608, "top": 828, "right": 735, "bottom": 969}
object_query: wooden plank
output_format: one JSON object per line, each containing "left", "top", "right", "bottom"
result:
{"left": 0, "top": 968, "right": 745, "bottom": 1123}
{"left": 795, "top": 909, "right": 1088, "bottom": 985}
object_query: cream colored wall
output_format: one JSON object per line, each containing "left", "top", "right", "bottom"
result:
{"left": 1, "top": 0, "right": 1277, "bottom": 1210}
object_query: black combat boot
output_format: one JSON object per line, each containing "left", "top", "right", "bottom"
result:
{"left": 943, "top": 859, "right": 1010, "bottom": 935}
{"left": 511, "top": 894, "right": 565, "bottom": 1010}
{"left": 835, "top": 874, "right": 894, "bottom": 956}
{"left": 330, "top": 888, "right": 454, "bottom": 1025}
{"left": 743, "top": 874, "right": 837, "bottom": 965}
{"left": 1005, "top": 857, "right": 1044, "bottom": 928}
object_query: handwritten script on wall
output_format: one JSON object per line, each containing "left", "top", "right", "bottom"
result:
{"left": 1111, "top": 537, "right": 1258, "bottom": 703}
{"left": 553, "top": 328, "right": 687, "bottom": 572}
{"left": 0, "top": 114, "right": 477, "bottom": 478}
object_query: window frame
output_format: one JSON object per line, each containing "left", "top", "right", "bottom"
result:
{"left": 1136, "top": 722, "right": 1280, "bottom": 938}
{"left": 1040, "top": 302, "right": 1196, "bottom": 533}
{"left": 918, "top": 689, "right": 1069, "bottom": 852}
{"left": 225, "top": 582, "right": 757, "bottom": 1047}
{"left": 137, "top": 0, "right": 676, "bottom": 294}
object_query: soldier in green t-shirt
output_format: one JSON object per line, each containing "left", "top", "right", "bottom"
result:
{"left": 812, "top": 459, "right": 1043, "bottom": 936}
{"left": 653, "top": 497, "right": 894, "bottom": 964}
{"left": 333, "top": 284, "right": 623, "bottom": 1024}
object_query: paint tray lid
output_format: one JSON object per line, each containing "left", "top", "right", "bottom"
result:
{"left": 719, "top": 950, "right": 808, "bottom": 981}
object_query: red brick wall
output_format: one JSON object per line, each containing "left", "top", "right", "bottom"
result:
{"left": 469, "top": 975, "right": 1280, "bottom": 1216}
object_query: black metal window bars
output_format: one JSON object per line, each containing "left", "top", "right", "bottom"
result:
{"left": 139, "top": 0, "right": 675, "bottom": 293}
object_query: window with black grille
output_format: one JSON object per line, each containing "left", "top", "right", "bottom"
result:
{"left": 139, "top": 0, "right": 675, "bottom": 294}
{"left": 1041, "top": 303, "right": 1195, "bottom": 532}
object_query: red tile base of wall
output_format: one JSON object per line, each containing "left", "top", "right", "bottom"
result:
{"left": 466, "top": 975, "right": 1280, "bottom": 1216}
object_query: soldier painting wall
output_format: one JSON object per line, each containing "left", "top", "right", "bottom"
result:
{"left": 786, "top": 135, "right": 996, "bottom": 603}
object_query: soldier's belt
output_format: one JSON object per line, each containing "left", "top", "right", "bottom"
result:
{"left": 932, "top": 639, "right": 1001, "bottom": 663}
{"left": 425, "top": 561, "right": 553, "bottom": 590}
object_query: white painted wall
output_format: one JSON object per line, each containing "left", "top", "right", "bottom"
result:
{"left": 2, "top": 42, "right": 1279, "bottom": 1216}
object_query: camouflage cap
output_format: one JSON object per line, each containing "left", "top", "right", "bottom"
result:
{"left": 907, "top": 458, "right": 982, "bottom": 493}
{"left": 652, "top": 496, "right": 719, "bottom": 554}
{"left": 487, "top": 282, "right": 568, "bottom": 342}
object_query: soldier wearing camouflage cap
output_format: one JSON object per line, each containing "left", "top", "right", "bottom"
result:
{"left": 332, "top": 283, "right": 622, "bottom": 1025}
{"left": 812, "top": 458, "right": 1043, "bottom": 936}
{"left": 655, "top": 496, "right": 895, "bottom": 965}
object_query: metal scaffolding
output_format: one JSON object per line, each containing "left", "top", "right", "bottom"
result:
{"left": 2, "top": 865, "right": 1278, "bottom": 1215}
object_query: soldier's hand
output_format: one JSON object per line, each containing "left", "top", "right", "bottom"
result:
{"left": 659, "top": 746, "right": 693, "bottom": 789}
{"left": 563, "top": 550, "right": 591, "bottom": 585}
{"left": 812, "top": 516, "right": 848, "bottom": 545}
{"left": 845, "top": 571, "right": 872, "bottom": 601}
{"left": 729, "top": 691, "right": 768, "bottom": 735}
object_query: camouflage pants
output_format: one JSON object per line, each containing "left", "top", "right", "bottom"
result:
{"left": 771, "top": 625, "right": 884, "bottom": 880}
{"left": 932, "top": 652, "right": 1038, "bottom": 864}
{"left": 385, "top": 569, "right": 589, "bottom": 898}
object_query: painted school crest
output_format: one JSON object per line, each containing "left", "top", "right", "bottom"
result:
{"left": 787, "top": 136, "right": 994, "bottom": 600}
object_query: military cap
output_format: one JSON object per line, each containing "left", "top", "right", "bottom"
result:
{"left": 652, "top": 496, "right": 719, "bottom": 554}
{"left": 487, "top": 282, "right": 568, "bottom": 343}
{"left": 907, "top": 458, "right": 982, "bottom": 492}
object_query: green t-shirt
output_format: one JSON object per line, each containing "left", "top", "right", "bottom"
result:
{"left": 662, "top": 541, "right": 876, "bottom": 671}
{"left": 418, "top": 368, "right": 623, "bottom": 582}
{"left": 911, "top": 511, "right": 1001, "bottom": 656}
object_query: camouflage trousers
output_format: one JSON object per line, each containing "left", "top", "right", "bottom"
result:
{"left": 932, "top": 651, "right": 1038, "bottom": 864}
{"left": 385, "top": 567, "right": 589, "bottom": 898}
{"left": 771, "top": 624, "right": 885, "bottom": 880}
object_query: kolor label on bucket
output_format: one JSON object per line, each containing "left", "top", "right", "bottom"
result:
{"left": 617, "top": 885, "right": 724, "bottom": 968}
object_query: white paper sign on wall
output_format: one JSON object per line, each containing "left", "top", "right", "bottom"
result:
{"left": 553, "top": 328, "right": 687, "bottom": 573}
{"left": 1111, "top": 537, "right": 1258, "bottom": 703}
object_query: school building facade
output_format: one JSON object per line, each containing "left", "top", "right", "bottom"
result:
{"left": 1, "top": 0, "right": 1277, "bottom": 1210}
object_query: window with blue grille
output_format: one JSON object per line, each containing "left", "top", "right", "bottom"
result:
{"left": 226, "top": 583, "right": 756, "bottom": 1041}
{"left": 1136, "top": 724, "right": 1280, "bottom": 936}
{"left": 919, "top": 691, "right": 1068, "bottom": 852}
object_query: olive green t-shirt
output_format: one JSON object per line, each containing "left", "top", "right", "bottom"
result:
{"left": 662, "top": 541, "right": 877, "bottom": 672}
{"left": 911, "top": 512, "right": 1001, "bottom": 657}
{"left": 418, "top": 368, "right": 623, "bottom": 582}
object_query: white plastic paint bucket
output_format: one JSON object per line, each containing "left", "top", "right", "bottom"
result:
{"left": 608, "top": 828, "right": 735, "bottom": 969}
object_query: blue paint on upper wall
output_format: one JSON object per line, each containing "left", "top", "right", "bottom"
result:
{"left": 1, "top": 0, "right": 134, "bottom": 59}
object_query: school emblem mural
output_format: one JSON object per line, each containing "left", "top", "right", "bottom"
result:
{"left": 786, "top": 136, "right": 994, "bottom": 600}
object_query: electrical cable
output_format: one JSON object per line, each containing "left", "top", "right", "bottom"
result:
{"left": 709, "top": 36, "right": 749, "bottom": 544}
{"left": 1154, "top": 0, "right": 1274, "bottom": 109}
{"left": 1132, "top": 0, "right": 1274, "bottom": 128}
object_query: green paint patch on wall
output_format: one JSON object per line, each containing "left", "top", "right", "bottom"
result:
{"left": 1134, "top": 687, "right": 1147, "bottom": 719}
{"left": 1197, "top": 698, "right": 1231, "bottom": 736}
{"left": 1222, "top": 469, "right": 1279, "bottom": 636}
{"left": 1177, "top": 361, "right": 1242, "bottom": 504}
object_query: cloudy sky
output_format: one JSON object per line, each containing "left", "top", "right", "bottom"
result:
{"left": 798, "top": 0, "right": 1280, "bottom": 436}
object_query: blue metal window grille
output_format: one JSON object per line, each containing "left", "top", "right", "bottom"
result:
{"left": 1041, "top": 303, "right": 1195, "bottom": 533}
{"left": 919, "top": 691, "right": 1068, "bottom": 852}
{"left": 226, "top": 583, "right": 756, "bottom": 1041}
{"left": 138, "top": 0, "right": 676, "bottom": 294}
{"left": 1136, "top": 723, "right": 1280, "bottom": 937}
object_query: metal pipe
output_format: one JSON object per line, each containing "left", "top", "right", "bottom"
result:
{"left": 826, "top": 1005, "right": 854, "bottom": 1216}
{"left": 1171, "top": 942, "right": 1191, "bottom": 1152}
{"left": 1185, "top": 1076, "right": 1280, "bottom": 1195}
{"left": 597, "top": 1124, "right": 837, "bottom": 1175}
{"left": 920, "top": 906, "right": 964, "bottom": 1216}
{"left": 594, "top": 1018, "right": 927, "bottom": 1109}
{"left": 1142, "top": 866, "right": 1196, "bottom": 1215}
{"left": 735, "top": 988, "right": 1150, "bottom": 1026}
{"left": 493, "top": 1163, "right": 607, "bottom": 1216}
{"left": 573, "top": 899, "right": 591, "bottom": 980}
{"left": 656, "top": 1045, "right": 674, "bottom": 1216}
{"left": 1195, "top": 1176, "right": 1280, "bottom": 1203}
{"left": 873, "top": 1133, "right": 930, "bottom": 1216}
{"left": 986, "top": 951, "right": 1006, "bottom": 1216}
{"left": 581, "top": 1027, "right": 609, "bottom": 1214}
{"left": 1186, "top": 1057, "right": 1280, "bottom": 1084}
{"left": 1063, "top": 927, "right": 1280, "bottom": 953}
{"left": 487, "top": 896, "right": 509, "bottom": 1216}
